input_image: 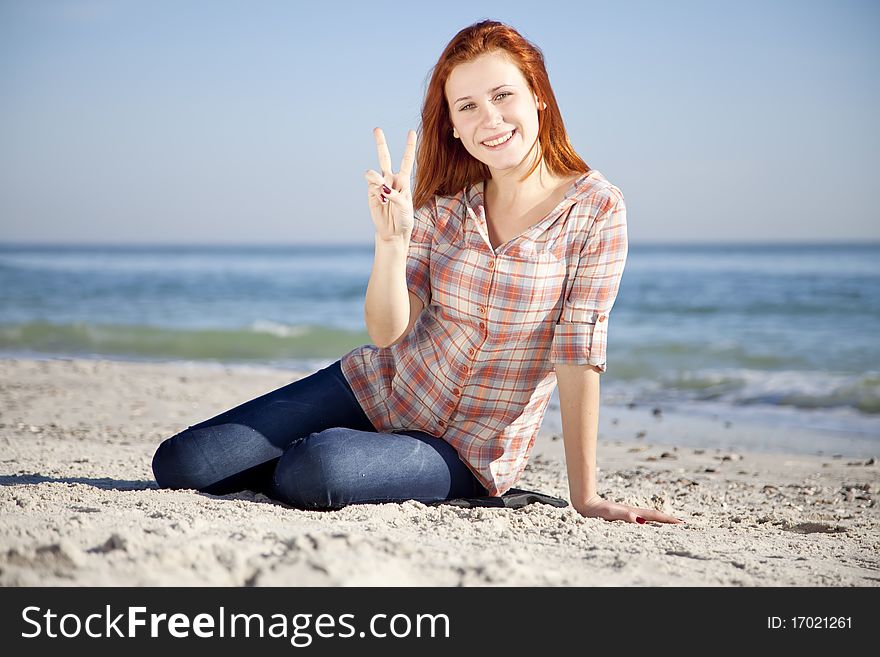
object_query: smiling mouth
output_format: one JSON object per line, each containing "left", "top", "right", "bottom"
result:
{"left": 481, "top": 129, "right": 516, "bottom": 148}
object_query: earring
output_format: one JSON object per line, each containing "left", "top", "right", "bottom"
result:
{"left": 452, "top": 127, "right": 459, "bottom": 139}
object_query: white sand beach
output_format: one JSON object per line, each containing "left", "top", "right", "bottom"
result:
{"left": 1, "top": 357, "right": 877, "bottom": 586}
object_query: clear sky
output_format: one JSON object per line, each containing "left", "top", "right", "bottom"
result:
{"left": 1, "top": 0, "right": 878, "bottom": 245}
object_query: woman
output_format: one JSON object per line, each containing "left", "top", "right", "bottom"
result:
{"left": 152, "top": 20, "right": 681, "bottom": 525}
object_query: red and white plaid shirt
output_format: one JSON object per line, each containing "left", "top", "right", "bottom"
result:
{"left": 341, "top": 169, "right": 627, "bottom": 496}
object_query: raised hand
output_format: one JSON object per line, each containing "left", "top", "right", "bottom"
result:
{"left": 574, "top": 494, "right": 684, "bottom": 525}
{"left": 365, "top": 127, "right": 417, "bottom": 242}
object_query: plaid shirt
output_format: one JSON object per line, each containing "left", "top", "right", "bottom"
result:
{"left": 341, "top": 169, "right": 627, "bottom": 496}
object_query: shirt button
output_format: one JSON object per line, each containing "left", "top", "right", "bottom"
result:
{"left": 453, "top": 388, "right": 461, "bottom": 396}
{"left": 598, "top": 314, "right": 607, "bottom": 322}
{"left": 438, "top": 419, "right": 445, "bottom": 427}
{"left": 479, "top": 322, "right": 485, "bottom": 330}
{"left": 478, "top": 306, "right": 485, "bottom": 314}
{"left": 463, "top": 366, "right": 469, "bottom": 374}
{"left": 488, "top": 260, "right": 495, "bottom": 269}
{"left": 468, "top": 347, "right": 475, "bottom": 356}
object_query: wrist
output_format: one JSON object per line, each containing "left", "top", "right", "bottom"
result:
{"left": 572, "top": 492, "right": 602, "bottom": 510}
{"left": 375, "top": 233, "right": 411, "bottom": 249}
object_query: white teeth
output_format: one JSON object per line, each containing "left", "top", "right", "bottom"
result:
{"left": 482, "top": 130, "right": 514, "bottom": 147}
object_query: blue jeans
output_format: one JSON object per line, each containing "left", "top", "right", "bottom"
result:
{"left": 151, "top": 360, "right": 487, "bottom": 508}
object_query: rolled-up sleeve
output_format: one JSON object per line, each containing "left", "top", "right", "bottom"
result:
{"left": 406, "top": 199, "right": 435, "bottom": 308}
{"left": 551, "top": 191, "right": 628, "bottom": 371}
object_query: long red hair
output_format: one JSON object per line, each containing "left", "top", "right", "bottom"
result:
{"left": 412, "top": 20, "right": 590, "bottom": 211}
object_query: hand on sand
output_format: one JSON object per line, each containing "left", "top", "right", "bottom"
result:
{"left": 365, "top": 127, "right": 417, "bottom": 242}
{"left": 574, "top": 494, "right": 684, "bottom": 525}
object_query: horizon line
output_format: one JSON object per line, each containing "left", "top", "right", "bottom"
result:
{"left": 1, "top": 239, "right": 879, "bottom": 249}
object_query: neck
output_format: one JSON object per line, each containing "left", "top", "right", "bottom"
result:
{"left": 485, "top": 157, "right": 564, "bottom": 208}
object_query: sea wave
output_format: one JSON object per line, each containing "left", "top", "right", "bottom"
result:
{"left": 0, "top": 321, "right": 370, "bottom": 362}
{"left": 612, "top": 369, "right": 880, "bottom": 415}
{"left": 2, "top": 321, "right": 879, "bottom": 417}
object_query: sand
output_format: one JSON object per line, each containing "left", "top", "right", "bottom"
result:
{"left": 1, "top": 357, "right": 877, "bottom": 586}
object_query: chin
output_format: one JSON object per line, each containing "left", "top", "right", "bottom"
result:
{"left": 488, "top": 154, "right": 524, "bottom": 169}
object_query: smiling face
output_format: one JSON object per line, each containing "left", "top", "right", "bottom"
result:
{"left": 445, "top": 51, "right": 543, "bottom": 176}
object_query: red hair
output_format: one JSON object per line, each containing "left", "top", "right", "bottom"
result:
{"left": 412, "top": 20, "right": 590, "bottom": 211}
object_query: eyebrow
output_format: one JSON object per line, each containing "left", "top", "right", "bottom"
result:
{"left": 453, "top": 85, "right": 514, "bottom": 105}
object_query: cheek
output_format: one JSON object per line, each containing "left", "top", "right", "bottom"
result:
{"left": 453, "top": 117, "right": 478, "bottom": 142}
{"left": 454, "top": 114, "right": 475, "bottom": 130}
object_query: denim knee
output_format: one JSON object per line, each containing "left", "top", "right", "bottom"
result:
{"left": 152, "top": 431, "right": 209, "bottom": 490}
{"left": 272, "top": 428, "right": 354, "bottom": 509}
{"left": 152, "top": 435, "right": 180, "bottom": 489}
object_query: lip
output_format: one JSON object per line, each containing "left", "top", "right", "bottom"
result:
{"left": 481, "top": 128, "right": 516, "bottom": 149}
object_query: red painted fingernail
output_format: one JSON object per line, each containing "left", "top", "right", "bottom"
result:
{"left": 380, "top": 194, "right": 387, "bottom": 203}
{"left": 636, "top": 517, "right": 646, "bottom": 524}
{"left": 382, "top": 185, "right": 391, "bottom": 194}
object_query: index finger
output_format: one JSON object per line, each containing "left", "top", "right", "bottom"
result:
{"left": 398, "top": 129, "right": 417, "bottom": 180}
{"left": 373, "top": 127, "right": 393, "bottom": 177}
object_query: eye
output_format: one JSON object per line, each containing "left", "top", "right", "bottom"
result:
{"left": 458, "top": 92, "right": 512, "bottom": 111}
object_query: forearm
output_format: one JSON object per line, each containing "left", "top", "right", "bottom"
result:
{"left": 364, "top": 234, "right": 411, "bottom": 348}
{"left": 555, "top": 363, "right": 602, "bottom": 508}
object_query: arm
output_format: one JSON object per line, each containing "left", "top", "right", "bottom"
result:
{"left": 363, "top": 128, "right": 426, "bottom": 348}
{"left": 556, "top": 362, "right": 682, "bottom": 524}
{"left": 365, "top": 237, "right": 422, "bottom": 348}
{"left": 555, "top": 362, "right": 601, "bottom": 509}
{"left": 552, "top": 189, "right": 679, "bottom": 523}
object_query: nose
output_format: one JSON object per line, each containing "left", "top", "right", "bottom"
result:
{"left": 481, "top": 104, "right": 502, "bottom": 128}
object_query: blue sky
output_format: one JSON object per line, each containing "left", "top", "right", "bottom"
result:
{"left": 1, "top": 0, "right": 878, "bottom": 244}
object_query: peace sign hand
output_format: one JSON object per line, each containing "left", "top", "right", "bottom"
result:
{"left": 365, "top": 128, "right": 417, "bottom": 242}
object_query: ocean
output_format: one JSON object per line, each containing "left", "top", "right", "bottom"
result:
{"left": 2, "top": 242, "right": 878, "bottom": 455}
